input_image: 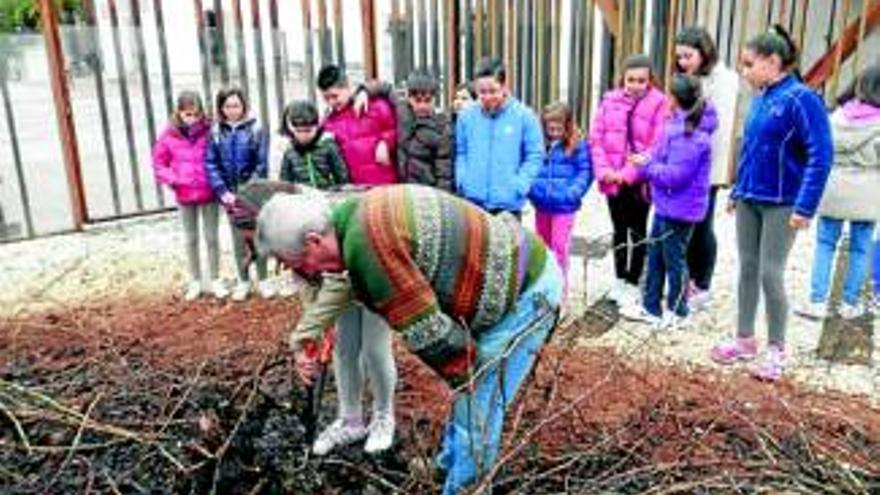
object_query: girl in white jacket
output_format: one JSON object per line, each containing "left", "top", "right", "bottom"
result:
{"left": 674, "top": 27, "right": 740, "bottom": 310}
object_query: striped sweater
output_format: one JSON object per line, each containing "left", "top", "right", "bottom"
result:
{"left": 323, "top": 184, "right": 548, "bottom": 384}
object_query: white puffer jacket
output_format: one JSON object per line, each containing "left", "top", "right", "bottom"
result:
{"left": 700, "top": 63, "right": 740, "bottom": 186}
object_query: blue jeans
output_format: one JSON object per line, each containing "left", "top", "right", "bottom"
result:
{"left": 643, "top": 216, "right": 694, "bottom": 318}
{"left": 809, "top": 217, "right": 876, "bottom": 306}
{"left": 437, "top": 256, "right": 562, "bottom": 495}
{"left": 873, "top": 233, "right": 880, "bottom": 296}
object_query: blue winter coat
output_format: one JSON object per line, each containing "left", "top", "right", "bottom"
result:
{"left": 642, "top": 105, "right": 718, "bottom": 223}
{"left": 454, "top": 97, "right": 544, "bottom": 212}
{"left": 732, "top": 75, "right": 833, "bottom": 217}
{"left": 528, "top": 139, "right": 593, "bottom": 214}
{"left": 204, "top": 117, "right": 269, "bottom": 197}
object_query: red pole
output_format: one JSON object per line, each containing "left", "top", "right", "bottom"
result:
{"left": 38, "top": 0, "right": 87, "bottom": 229}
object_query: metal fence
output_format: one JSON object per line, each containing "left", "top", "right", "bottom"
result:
{"left": 0, "top": 0, "right": 878, "bottom": 242}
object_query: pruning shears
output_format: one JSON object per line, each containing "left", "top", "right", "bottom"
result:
{"left": 302, "top": 327, "right": 336, "bottom": 448}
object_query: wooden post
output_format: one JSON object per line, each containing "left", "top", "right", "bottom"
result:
{"left": 796, "top": 0, "right": 810, "bottom": 58}
{"left": 582, "top": 0, "right": 595, "bottom": 127}
{"left": 316, "top": 0, "right": 333, "bottom": 67}
{"left": 506, "top": 0, "right": 516, "bottom": 90}
{"left": 152, "top": 0, "right": 174, "bottom": 116}
{"left": 664, "top": 0, "right": 680, "bottom": 92}
{"left": 431, "top": 0, "right": 440, "bottom": 76}
{"left": 250, "top": 0, "right": 270, "bottom": 127}
{"left": 301, "top": 0, "right": 316, "bottom": 102}
{"left": 269, "top": 0, "right": 285, "bottom": 114}
{"left": 213, "top": 0, "right": 230, "bottom": 84}
{"left": 0, "top": 41, "right": 35, "bottom": 236}
{"left": 855, "top": 0, "right": 870, "bottom": 74}
{"left": 38, "top": 0, "right": 87, "bottom": 228}
{"left": 444, "top": 0, "right": 458, "bottom": 107}
{"left": 361, "top": 0, "right": 378, "bottom": 79}
{"left": 231, "top": 0, "right": 249, "bottom": 97}
{"left": 332, "top": 0, "right": 346, "bottom": 68}
{"left": 829, "top": 0, "right": 852, "bottom": 105}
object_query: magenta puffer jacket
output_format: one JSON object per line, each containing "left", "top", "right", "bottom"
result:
{"left": 322, "top": 97, "right": 398, "bottom": 185}
{"left": 589, "top": 87, "right": 668, "bottom": 197}
{"left": 152, "top": 120, "right": 215, "bottom": 205}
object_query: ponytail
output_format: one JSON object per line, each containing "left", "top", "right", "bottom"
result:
{"left": 746, "top": 24, "right": 801, "bottom": 79}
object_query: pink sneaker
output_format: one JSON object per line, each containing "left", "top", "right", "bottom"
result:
{"left": 751, "top": 345, "right": 789, "bottom": 382}
{"left": 710, "top": 337, "right": 758, "bottom": 364}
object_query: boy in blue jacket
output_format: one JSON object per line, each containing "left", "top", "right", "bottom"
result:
{"left": 455, "top": 58, "right": 544, "bottom": 217}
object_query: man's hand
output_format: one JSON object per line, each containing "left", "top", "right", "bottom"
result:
{"left": 375, "top": 140, "right": 391, "bottom": 166}
{"left": 353, "top": 89, "right": 369, "bottom": 117}
{"left": 789, "top": 213, "right": 811, "bottom": 230}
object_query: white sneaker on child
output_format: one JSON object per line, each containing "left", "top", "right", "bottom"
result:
{"left": 794, "top": 300, "right": 827, "bottom": 320}
{"left": 620, "top": 304, "right": 662, "bottom": 327}
{"left": 364, "top": 414, "right": 395, "bottom": 454}
{"left": 209, "top": 279, "right": 229, "bottom": 299}
{"left": 183, "top": 280, "right": 203, "bottom": 301}
{"left": 838, "top": 303, "right": 865, "bottom": 320}
{"left": 258, "top": 279, "right": 278, "bottom": 299}
{"left": 231, "top": 281, "right": 251, "bottom": 302}
{"left": 312, "top": 419, "right": 368, "bottom": 456}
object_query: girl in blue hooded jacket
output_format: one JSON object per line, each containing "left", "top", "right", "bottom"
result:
{"left": 528, "top": 102, "right": 592, "bottom": 300}
{"left": 205, "top": 87, "right": 272, "bottom": 301}
{"left": 710, "top": 26, "right": 833, "bottom": 382}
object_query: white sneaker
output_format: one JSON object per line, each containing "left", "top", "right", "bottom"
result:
{"left": 838, "top": 302, "right": 865, "bottom": 320}
{"left": 231, "top": 281, "right": 251, "bottom": 302}
{"left": 364, "top": 414, "right": 395, "bottom": 454}
{"left": 607, "top": 279, "right": 626, "bottom": 303}
{"left": 794, "top": 301, "right": 827, "bottom": 320}
{"left": 257, "top": 279, "right": 278, "bottom": 299}
{"left": 666, "top": 313, "right": 692, "bottom": 331}
{"left": 623, "top": 283, "right": 641, "bottom": 307}
{"left": 209, "top": 279, "right": 229, "bottom": 299}
{"left": 312, "top": 419, "right": 367, "bottom": 456}
{"left": 620, "top": 304, "right": 662, "bottom": 326}
{"left": 183, "top": 280, "right": 203, "bottom": 301}
{"left": 689, "top": 288, "right": 712, "bottom": 312}
{"left": 277, "top": 277, "right": 299, "bottom": 298}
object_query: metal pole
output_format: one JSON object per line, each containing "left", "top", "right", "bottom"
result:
{"left": 431, "top": 0, "right": 440, "bottom": 76}
{"left": 855, "top": 0, "right": 870, "bottom": 74}
{"left": 444, "top": 0, "right": 459, "bottom": 106}
{"left": 475, "top": 0, "right": 484, "bottom": 59}
{"left": 634, "top": 0, "right": 644, "bottom": 53}
{"left": 551, "top": 0, "right": 560, "bottom": 102}
{"left": 582, "top": 0, "right": 595, "bottom": 126}
{"left": 616, "top": 0, "right": 628, "bottom": 82}
{"left": 109, "top": 0, "right": 145, "bottom": 211}
{"left": 38, "top": 0, "right": 88, "bottom": 228}
{"left": 332, "top": 0, "right": 346, "bottom": 68}
{"left": 487, "top": 0, "right": 497, "bottom": 58}
{"left": 506, "top": 0, "right": 516, "bottom": 90}
{"left": 213, "top": 0, "right": 230, "bottom": 84}
{"left": 301, "top": 0, "right": 316, "bottom": 102}
{"left": 0, "top": 44, "right": 35, "bottom": 236}
{"left": 316, "top": 0, "right": 333, "bottom": 67}
{"left": 82, "top": 0, "right": 121, "bottom": 216}
{"left": 829, "top": 0, "right": 853, "bottom": 105}
{"left": 568, "top": 0, "right": 582, "bottom": 110}
{"left": 405, "top": 0, "right": 415, "bottom": 75}
{"left": 797, "top": 0, "right": 810, "bottom": 58}
{"left": 665, "top": 0, "right": 679, "bottom": 92}
{"left": 194, "top": 0, "right": 214, "bottom": 105}
{"left": 465, "top": 0, "right": 474, "bottom": 80}
{"left": 418, "top": 0, "right": 428, "bottom": 69}
{"left": 360, "top": 0, "right": 379, "bottom": 79}
{"left": 250, "top": 0, "right": 270, "bottom": 127}
{"left": 231, "top": 0, "right": 249, "bottom": 97}
{"left": 152, "top": 0, "right": 173, "bottom": 116}
{"left": 269, "top": 0, "right": 285, "bottom": 115}
{"left": 129, "top": 0, "right": 164, "bottom": 207}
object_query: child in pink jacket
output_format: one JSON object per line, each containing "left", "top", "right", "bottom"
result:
{"left": 152, "top": 90, "right": 228, "bottom": 301}
{"left": 590, "top": 54, "right": 668, "bottom": 306}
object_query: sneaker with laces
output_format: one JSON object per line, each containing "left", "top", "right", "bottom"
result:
{"left": 312, "top": 419, "right": 367, "bottom": 456}
{"left": 689, "top": 288, "right": 712, "bottom": 312}
{"left": 666, "top": 313, "right": 692, "bottom": 331}
{"left": 794, "top": 300, "right": 827, "bottom": 320}
{"left": 838, "top": 302, "right": 865, "bottom": 320}
{"left": 364, "top": 414, "right": 395, "bottom": 454}
{"left": 710, "top": 336, "right": 758, "bottom": 364}
{"left": 620, "top": 304, "right": 662, "bottom": 326}
{"left": 257, "top": 279, "right": 278, "bottom": 299}
{"left": 183, "top": 280, "right": 203, "bottom": 301}
{"left": 751, "top": 345, "right": 789, "bottom": 382}
{"left": 209, "top": 279, "right": 229, "bottom": 299}
{"left": 231, "top": 281, "right": 251, "bottom": 302}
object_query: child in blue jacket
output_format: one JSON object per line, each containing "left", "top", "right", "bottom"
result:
{"left": 710, "top": 26, "right": 832, "bottom": 382}
{"left": 528, "top": 102, "right": 592, "bottom": 300}
{"left": 205, "top": 87, "right": 272, "bottom": 301}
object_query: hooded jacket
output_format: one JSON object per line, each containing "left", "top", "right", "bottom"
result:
{"left": 152, "top": 119, "right": 215, "bottom": 205}
{"left": 204, "top": 117, "right": 269, "bottom": 198}
{"left": 322, "top": 97, "right": 398, "bottom": 185}
{"left": 279, "top": 130, "right": 350, "bottom": 189}
{"left": 528, "top": 139, "right": 593, "bottom": 214}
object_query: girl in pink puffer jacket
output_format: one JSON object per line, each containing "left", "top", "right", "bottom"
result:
{"left": 589, "top": 54, "right": 668, "bottom": 305}
{"left": 152, "top": 90, "right": 228, "bottom": 302}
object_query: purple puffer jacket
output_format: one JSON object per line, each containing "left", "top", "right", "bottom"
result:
{"left": 322, "top": 97, "right": 398, "bottom": 185}
{"left": 589, "top": 86, "right": 668, "bottom": 197}
{"left": 152, "top": 120, "right": 215, "bottom": 205}
{"left": 641, "top": 104, "right": 718, "bottom": 223}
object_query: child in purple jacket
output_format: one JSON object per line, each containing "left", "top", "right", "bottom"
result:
{"left": 621, "top": 74, "right": 717, "bottom": 330}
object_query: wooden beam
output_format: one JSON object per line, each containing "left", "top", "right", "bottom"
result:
{"left": 805, "top": 0, "right": 880, "bottom": 89}
{"left": 595, "top": 0, "right": 619, "bottom": 37}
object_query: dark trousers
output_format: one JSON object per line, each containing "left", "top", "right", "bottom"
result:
{"left": 686, "top": 186, "right": 719, "bottom": 291}
{"left": 607, "top": 185, "right": 651, "bottom": 285}
{"left": 644, "top": 216, "right": 695, "bottom": 317}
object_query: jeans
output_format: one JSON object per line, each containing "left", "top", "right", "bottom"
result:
{"left": 809, "top": 217, "right": 877, "bottom": 306}
{"left": 643, "top": 216, "right": 694, "bottom": 318}
{"left": 437, "top": 256, "right": 562, "bottom": 495}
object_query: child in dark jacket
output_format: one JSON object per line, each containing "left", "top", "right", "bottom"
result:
{"left": 397, "top": 71, "right": 454, "bottom": 192}
{"left": 204, "top": 86, "right": 272, "bottom": 301}
{"left": 621, "top": 74, "right": 717, "bottom": 330}
{"left": 528, "top": 101, "right": 592, "bottom": 299}
{"left": 278, "top": 100, "right": 350, "bottom": 189}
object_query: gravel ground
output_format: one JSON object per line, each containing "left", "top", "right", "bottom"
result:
{"left": 1, "top": 188, "right": 877, "bottom": 401}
